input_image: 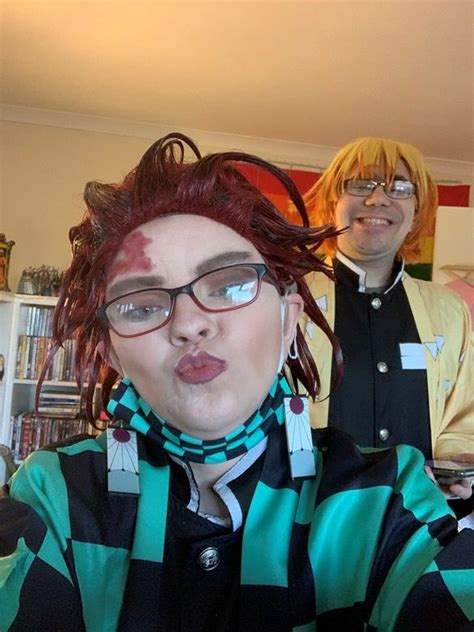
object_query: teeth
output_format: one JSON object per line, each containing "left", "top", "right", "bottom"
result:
{"left": 358, "top": 217, "right": 390, "bottom": 225}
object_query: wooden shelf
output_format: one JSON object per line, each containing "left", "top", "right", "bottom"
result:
{"left": 13, "top": 379, "right": 78, "bottom": 387}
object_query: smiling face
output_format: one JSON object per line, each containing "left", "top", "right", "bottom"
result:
{"left": 334, "top": 159, "right": 416, "bottom": 270}
{"left": 105, "top": 214, "right": 302, "bottom": 439}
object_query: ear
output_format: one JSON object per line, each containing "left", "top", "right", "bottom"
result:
{"left": 281, "top": 293, "right": 304, "bottom": 356}
{"left": 97, "top": 341, "right": 124, "bottom": 376}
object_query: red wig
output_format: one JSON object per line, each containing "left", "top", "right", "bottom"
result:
{"left": 39, "top": 133, "right": 342, "bottom": 424}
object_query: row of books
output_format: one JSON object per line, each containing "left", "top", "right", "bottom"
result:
{"left": 15, "top": 335, "right": 77, "bottom": 381}
{"left": 37, "top": 390, "right": 82, "bottom": 417}
{"left": 22, "top": 305, "right": 55, "bottom": 338}
{"left": 9, "top": 412, "right": 91, "bottom": 462}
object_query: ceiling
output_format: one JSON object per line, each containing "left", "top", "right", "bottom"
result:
{"left": 1, "top": 0, "right": 473, "bottom": 162}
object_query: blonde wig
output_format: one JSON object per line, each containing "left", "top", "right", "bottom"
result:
{"left": 304, "top": 137, "right": 438, "bottom": 262}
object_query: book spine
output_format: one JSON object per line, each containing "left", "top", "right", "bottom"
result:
{"left": 19, "top": 414, "right": 32, "bottom": 461}
{"left": 30, "top": 307, "right": 39, "bottom": 337}
{"left": 15, "top": 336, "right": 24, "bottom": 378}
{"left": 23, "top": 337, "right": 31, "bottom": 379}
{"left": 25, "top": 306, "right": 33, "bottom": 336}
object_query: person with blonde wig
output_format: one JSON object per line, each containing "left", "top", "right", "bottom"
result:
{"left": 303, "top": 137, "right": 473, "bottom": 509}
{"left": 304, "top": 137, "right": 438, "bottom": 262}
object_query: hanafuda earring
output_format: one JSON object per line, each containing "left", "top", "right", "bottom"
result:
{"left": 106, "top": 424, "right": 140, "bottom": 495}
{"left": 284, "top": 395, "right": 316, "bottom": 479}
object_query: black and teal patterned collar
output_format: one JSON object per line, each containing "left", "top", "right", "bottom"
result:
{"left": 107, "top": 374, "right": 291, "bottom": 464}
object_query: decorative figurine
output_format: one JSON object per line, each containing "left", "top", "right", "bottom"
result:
{"left": 17, "top": 268, "right": 36, "bottom": 295}
{"left": 16, "top": 265, "right": 64, "bottom": 296}
{"left": 0, "top": 234, "right": 15, "bottom": 292}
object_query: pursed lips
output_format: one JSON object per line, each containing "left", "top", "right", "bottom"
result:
{"left": 175, "top": 351, "right": 227, "bottom": 385}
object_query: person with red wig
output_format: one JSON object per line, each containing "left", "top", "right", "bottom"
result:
{"left": 303, "top": 137, "right": 473, "bottom": 509}
{"left": 0, "top": 134, "right": 472, "bottom": 630}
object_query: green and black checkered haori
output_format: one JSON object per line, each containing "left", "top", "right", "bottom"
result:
{"left": 0, "top": 379, "right": 473, "bottom": 630}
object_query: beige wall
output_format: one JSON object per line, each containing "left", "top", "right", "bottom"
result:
{"left": 2, "top": 119, "right": 473, "bottom": 293}
{"left": 1, "top": 121, "right": 152, "bottom": 291}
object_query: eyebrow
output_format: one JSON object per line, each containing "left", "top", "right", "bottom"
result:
{"left": 107, "top": 275, "right": 165, "bottom": 299}
{"left": 107, "top": 250, "right": 255, "bottom": 298}
{"left": 195, "top": 251, "right": 254, "bottom": 276}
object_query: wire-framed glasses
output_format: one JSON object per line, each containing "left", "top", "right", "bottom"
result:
{"left": 344, "top": 178, "right": 416, "bottom": 200}
{"left": 97, "top": 263, "right": 275, "bottom": 338}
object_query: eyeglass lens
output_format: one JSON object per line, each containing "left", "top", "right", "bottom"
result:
{"left": 105, "top": 265, "right": 262, "bottom": 336}
{"left": 346, "top": 179, "right": 415, "bottom": 199}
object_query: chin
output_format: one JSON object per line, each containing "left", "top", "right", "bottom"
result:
{"left": 175, "top": 395, "right": 240, "bottom": 437}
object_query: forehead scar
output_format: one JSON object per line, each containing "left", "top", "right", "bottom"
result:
{"left": 108, "top": 231, "right": 153, "bottom": 283}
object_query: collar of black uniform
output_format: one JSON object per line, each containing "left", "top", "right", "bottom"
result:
{"left": 333, "top": 251, "right": 405, "bottom": 294}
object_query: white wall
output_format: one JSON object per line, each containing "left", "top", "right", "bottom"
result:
{"left": 2, "top": 113, "right": 474, "bottom": 292}
{"left": 2, "top": 121, "right": 152, "bottom": 291}
{"left": 432, "top": 206, "right": 474, "bottom": 285}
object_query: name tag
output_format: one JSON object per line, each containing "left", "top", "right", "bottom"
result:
{"left": 399, "top": 343, "right": 427, "bottom": 370}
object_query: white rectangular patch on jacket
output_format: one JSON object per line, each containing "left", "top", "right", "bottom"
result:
{"left": 400, "top": 343, "right": 427, "bottom": 370}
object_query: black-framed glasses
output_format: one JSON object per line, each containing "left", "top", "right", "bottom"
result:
{"left": 344, "top": 178, "right": 416, "bottom": 200}
{"left": 97, "top": 263, "right": 276, "bottom": 338}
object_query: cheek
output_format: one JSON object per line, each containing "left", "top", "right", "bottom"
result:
{"left": 402, "top": 203, "right": 416, "bottom": 231}
{"left": 334, "top": 197, "right": 354, "bottom": 227}
{"left": 241, "top": 309, "right": 282, "bottom": 367}
{"left": 111, "top": 335, "right": 165, "bottom": 375}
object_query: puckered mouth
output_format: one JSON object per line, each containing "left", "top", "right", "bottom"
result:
{"left": 175, "top": 350, "right": 227, "bottom": 375}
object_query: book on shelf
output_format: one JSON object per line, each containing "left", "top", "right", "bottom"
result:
{"left": 40, "top": 392, "right": 81, "bottom": 401}
{"left": 2, "top": 301, "right": 103, "bottom": 466}
{"left": 23, "top": 305, "right": 55, "bottom": 338}
{"left": 9, "top": 412, "right": 95, "bottom": 462}
{"left": 15, "top": 335, "right": 75, "bottom": 381}
{"left": 13, "top": 305, "right": 73, "bottom": 381}
{"left": 38, "top": 390, "right": 82, "bottom": 417}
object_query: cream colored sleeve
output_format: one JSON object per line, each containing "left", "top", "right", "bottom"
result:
{"left": 434, "top": 296, "right": 474, "bottom": 458}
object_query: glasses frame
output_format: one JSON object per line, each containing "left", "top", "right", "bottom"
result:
{"left": 343, "top": 178, "right": 416, "bottom": 200}
{"left": 97, "top": 262, "right": 276, "bottom": 338}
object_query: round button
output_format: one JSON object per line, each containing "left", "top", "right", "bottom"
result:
{"left": 379, "top": 428, "right": 390, "bottom": 441}
{"left": 377, "top": 361, "right": 388, "bottom": 373}
{"left": 198, "top": 547, "right": 221, "bottom": 571}
{"left": 371, "top": 297, "right": 382, "bottom": 310}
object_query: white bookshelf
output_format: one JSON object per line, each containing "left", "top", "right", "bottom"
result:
{"left": 0, "top": 292, "right": 80, "bottom": 483}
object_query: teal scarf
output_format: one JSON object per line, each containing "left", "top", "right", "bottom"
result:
{"left": 107, "top": 374, "right": 292, "bottom": 464}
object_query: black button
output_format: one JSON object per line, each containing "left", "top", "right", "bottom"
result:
{"left": 198, "top": 547, "right": 221, "bottom": 571}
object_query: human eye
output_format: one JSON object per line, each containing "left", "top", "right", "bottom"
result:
{"left": 347, "top": 179, "right": 374, "bottom": 195}
{"left": 200, "top": 267, "right": 258, "bottom": 307}
{"left": 212, "top": 283, "right": 238, "bottom": 298}
{"left": 112, "top": 293, "right": 169, "bottom": 323}
{"left": 389, "top": 180, "right": 414, "bottom": 198}
{"left": 120, "top": 305, "right": 161, "bottom": 322}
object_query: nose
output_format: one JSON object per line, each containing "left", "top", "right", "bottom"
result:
{"left": 365, "top": 184, "right": 391, "bottom": 206}
{"left": 169, "top": 293, "right": 218, "bottom": 346}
